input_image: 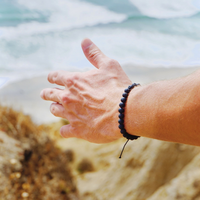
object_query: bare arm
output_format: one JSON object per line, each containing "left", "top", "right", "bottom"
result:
{"left": 40, "top": 38, "right": 200, "bottom": 145}
{"left": 126, "top": 71, "right": 200, "bottom": 145}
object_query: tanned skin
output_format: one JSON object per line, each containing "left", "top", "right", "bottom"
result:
{"left": 40, "top": 38, "right": 200, "bottom": 146}
{"left": 126, "top": 71, "right": 200, "bottom": 146}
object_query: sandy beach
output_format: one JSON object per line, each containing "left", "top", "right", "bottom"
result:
{"left": 0, "top": 65, "right": 199, "bottom": 124}
{"left": 0, "top": 75, "right": 58, "bottom": 124}
{"left": 1, "top": 65, "right": 200, "bottom": 200}
{"left": 1, "top": 1, "right": 200, "bottom": 199}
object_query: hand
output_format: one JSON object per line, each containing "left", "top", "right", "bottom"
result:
{"left": 40, "top": 38, "right": 132, "bottom": 143}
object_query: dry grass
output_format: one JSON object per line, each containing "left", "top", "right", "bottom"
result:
{"left": 0, "top": 106, "right": 79, "bottom": 200}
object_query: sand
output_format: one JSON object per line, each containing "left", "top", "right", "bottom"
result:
{"left": 1, "top": 65, "right": 200, "bottom": 200}
{"left": 0, "top": 75, "right": 59, "bottom": 124}
{"left": 0, "top": 65, "right": 199, "bottom": 124}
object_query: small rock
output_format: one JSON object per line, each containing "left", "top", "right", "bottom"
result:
{"left": 22, "top": 183, "right": 30, "bottom": 190}
{"left": 10, "top": 172, "right": 21, "bottom": 179}
{"left": 21, "top": 192, "right": 29, "bottom": 198}
{"left": 77, "top": 158, "right": 94, "bottom": 173}
{"left": 65, "top": 149, "right": 74, "bottom": 162}
{"left": 10, "top": 159, "right": 17, "bottom": 165}
{"left": 15, "top": 172, "right": 21, "bottom": 179}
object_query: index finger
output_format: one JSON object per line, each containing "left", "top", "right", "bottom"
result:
{"left": 47, "top": 70, "right": 68, "bottom": 86}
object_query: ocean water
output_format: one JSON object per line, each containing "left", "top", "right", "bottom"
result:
{"left": 0, "top": 0, "right": 200, "bottom": 87}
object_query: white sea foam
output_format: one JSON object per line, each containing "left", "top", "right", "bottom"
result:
{"left": 0, "top": 0, "right": 200, "bottom": 88}
{"left": 129, "top": 0, "right": 200, "bottom": 18}
{"left": 0, "top": 26, "right": 199, "bottom": 78}
{"left": 0, "top": 0, "right": 126, "bottom": 39}
{"left": 91, "top": 28, "right": 199, "bottom": 67}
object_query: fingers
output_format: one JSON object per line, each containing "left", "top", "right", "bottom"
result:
{"left": 60, "top": 125, "right": 75, "bottom": 138}
{"left": 47, "top": 71, "right": 65, "bottom": 85}
{"left": 81, "top": 38, "right": 109, "bottom": 69}
{"left": 50, "top": 103, "right": 76, "bottom": 138}
{"left": 50, "top": 105, "right": 81, "bottom": 139}
{"left": 47, "top": 71, "right": 76, "bottom": 86}
{"left": 40, "top": 88, "right": 62, "bottom": 102}
{"left": 50, "top": 102, "right": 67, "bottom": 118}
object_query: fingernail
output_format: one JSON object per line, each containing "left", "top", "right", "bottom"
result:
{"left": 81, "top": 38, "right": 93, "bottom": 51}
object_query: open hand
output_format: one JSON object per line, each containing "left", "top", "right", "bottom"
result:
{"left": 40, "top": 38, "right": 132, "bottom": 143}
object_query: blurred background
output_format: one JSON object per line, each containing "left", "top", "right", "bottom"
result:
{"left": 1, "top": 1, "right": 200, "bottom": 200}
{"left": 0, "top": 0, "right": 200, "bottom": 87}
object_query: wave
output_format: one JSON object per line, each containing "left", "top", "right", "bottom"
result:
{"left": 0, "top": 0, "right": 126, "bottom": 38}
{"left": 0, "top": 0, "right": 49, "bottom": 27}
{"left": 129, "top": 0, "right": 200, "bottom": 19}
{"left": 0, "top": 24, "right": 199, "bottom": 74}
{"left": 78, "top": 0, "right": 142, "bottom": 17}
{"left": 0, "top": 0, "right": 200, "bottom": 83}
{"left": 123, "top": 11, "right": 200, "bottom": 41}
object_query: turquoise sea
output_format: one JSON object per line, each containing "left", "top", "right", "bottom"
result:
{"left": 0, "top": 0, "right": 200, "bottom": 87}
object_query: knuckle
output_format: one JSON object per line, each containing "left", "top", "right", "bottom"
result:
{"left": 87, "top": 49, "right": 100, "bottom": 61}
{"left": 61, "top": 94, "right": 71, "bottom": 104}
{"left": 65, "top": 73, "right": 80, "bottom": 87}
{"left": 107, "top": 59, "right": 119, "bottom": 69}
{"left": 48, "top": 70, "right": 65, "bottom": 83}
{"left": 49, "top": 90, "right": 54, "bottom": 98}
{"left": 65, "top": 78, "right": 74, "bottom": 87}
{"left": 42, "top": 89, "right": 56, "bottom": 101}
{"left": 72, "top": 73, "right": 79, "bottom": 80}
{"left": 50, "top": 105, "right": 58, "bottom": 116}
{"left": 48, "top": 71, "right": 57, "bottom": 82}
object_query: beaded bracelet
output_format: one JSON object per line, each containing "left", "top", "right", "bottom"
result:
{"left": 118, "top": 83, "right": 140, "bottom": 158}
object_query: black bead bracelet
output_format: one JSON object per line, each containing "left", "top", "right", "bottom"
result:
{"left": 118, "top": 83, "right": 140, "bottom": 158}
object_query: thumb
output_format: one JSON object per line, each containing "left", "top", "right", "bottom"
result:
{"left": 81, "top": 38, "right": 108, "bottom": 69}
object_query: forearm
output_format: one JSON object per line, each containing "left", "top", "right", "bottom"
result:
{"left": 125, "top": 70, "right": 200, "bottom": 145}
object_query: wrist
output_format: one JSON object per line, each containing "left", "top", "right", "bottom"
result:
{"left": 124, "top": 83, "right": 158, "bottom": 138}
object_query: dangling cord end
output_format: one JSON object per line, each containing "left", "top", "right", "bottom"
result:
{"left": 119, "top": 139, "right": 130, "bottom": 159}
